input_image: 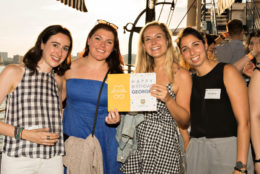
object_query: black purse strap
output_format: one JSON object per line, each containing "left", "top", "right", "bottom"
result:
{"left": 91, "top": 70, "right": 110, "bottom": 136}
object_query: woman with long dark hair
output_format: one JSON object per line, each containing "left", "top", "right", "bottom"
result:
{"left": 176, "top": 27, "right": 253, "bottom": 174}
{"left": 0, "top": 24, "right": 73, "bottom": 174}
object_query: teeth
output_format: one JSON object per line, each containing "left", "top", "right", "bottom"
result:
{"left": 192, "top": 56, "right": 199, "bottom": 61}
{"left": 151, "top": 47, "right": 160, "bottom": 50}
{"left": 52, "top": 56, "right": 60, "bottom": 61}
{"left": 97, "top": 49, "right": 105, "bottom": 53}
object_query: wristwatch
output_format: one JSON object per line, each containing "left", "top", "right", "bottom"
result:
{"left": 234, "top": 161, "right": 247, "bottom": 173}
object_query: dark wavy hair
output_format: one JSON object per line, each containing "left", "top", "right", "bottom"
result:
{"left": 23, "top": 25, "right": 73, "bottom": 76}
{"left": 176, "top": 27, "right": 205, "bottom": 49}
{"left": 82, "top": 23, "right": 123, "bottom": 74}
{"left": 176, "top": 27, "right": 206, "bottom": 70}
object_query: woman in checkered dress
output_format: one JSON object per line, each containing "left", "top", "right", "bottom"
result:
{"left": 120, "top": 21, "right": 192, "bottom": 174}
{"left": 0, "top": 25, "right": 73, "bottom": 174}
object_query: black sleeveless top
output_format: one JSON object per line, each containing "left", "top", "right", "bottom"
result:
{"left": 190, "top": 63, "right": 237, "bottom": 138}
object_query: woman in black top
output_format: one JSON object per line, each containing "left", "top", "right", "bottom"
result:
{"left": 176, "top": 27, "right": 253, "bottom": 174}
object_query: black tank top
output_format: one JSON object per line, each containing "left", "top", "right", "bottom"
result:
{"left": 190, "top": 63, "right": 237, "bottom": 138}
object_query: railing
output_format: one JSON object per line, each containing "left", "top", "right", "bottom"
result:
{"left": 211, "top": 0, "right": 218, "bottom": 34}
{"left": 246, "top": 0, "right": 260, "bottom": 32}
{"left": 201, "top": 0, "right": 216, "bottom": 33}
{"left": 200, "top": 0, "right": 228, "bottom": 34}
{"left": 201, "top": 0, "right": 260, "bottom": 34}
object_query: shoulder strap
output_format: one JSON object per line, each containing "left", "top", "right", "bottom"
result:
{"left": 91, "top": 70, "right": 110, "bottom": 136}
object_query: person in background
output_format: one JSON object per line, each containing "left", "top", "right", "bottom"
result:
{"left": 234, "top": 30, "right": 260, "bottom": 77}
{"left": 215, "top": 19, "right": 246, "bottom": 65}
{"left": 121, "top": 21, "right": 192, "bottom": 174}
{"left": 62, "top": 20, "right": 123, "bottom": 174}
{"left": 248, "top": 33, "right": 260, "bottom": 174}
{"left": 0, "top": 24, "right": 73, "bottom": 174}
{"left": 205, "top": 33, "right": 218, "bottom": 60}
{"left": 223, "top": 30, "right": 260, "bottom": 87}
{"left": 176, "top": 27, "right": 253, "bottom": 174}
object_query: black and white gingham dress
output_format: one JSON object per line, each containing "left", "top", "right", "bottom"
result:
{"left": 3, "top": 67, "right": 64, "bottom": 159}
{"left": 121, "top": 84, "right": 184, "bottom": 174}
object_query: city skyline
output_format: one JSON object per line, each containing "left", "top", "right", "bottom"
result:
{"left": 0, "top": 50, "right": 137, "bottom": 66}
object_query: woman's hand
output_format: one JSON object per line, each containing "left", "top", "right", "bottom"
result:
{"left": 22, "top": 128, "right": 59, "bottom": 146}
{"left": 106, "top": 108, "right": 121, "bottom": 124}
{"left": 243, "top": 61, "right": 255, "bottom": 78}
{"left": 150, "top": 84, "right": 171, "bottom": 103}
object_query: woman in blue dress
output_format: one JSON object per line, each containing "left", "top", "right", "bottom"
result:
{"left": 62, "top": 20, "right": 123, "bottom": 174}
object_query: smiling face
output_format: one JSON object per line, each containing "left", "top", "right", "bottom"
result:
{"left": 39, "top": 32, "right": 71, "bottom": 72}
{"left": 87, "top": 28, "right": 114, "bottom": 62}
{"left": 142, "top": 25, "right": 168, "bottom": 59}
{"left": 180, "top": 34, "right": 208, "bottom": 69}
{"left": 249, "top": 36, "right": 260, "bottom": 52}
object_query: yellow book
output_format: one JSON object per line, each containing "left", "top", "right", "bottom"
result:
{"left": 108, "top": 73, "right": 156, "bottom": 112}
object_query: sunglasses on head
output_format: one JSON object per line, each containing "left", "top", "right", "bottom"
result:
{"left": 97, "top": 19, "right": 118, "bottom": 30}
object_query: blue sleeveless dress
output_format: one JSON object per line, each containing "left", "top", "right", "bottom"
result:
{"left": 63, "top": 79, "right": 122, "bottom": 174}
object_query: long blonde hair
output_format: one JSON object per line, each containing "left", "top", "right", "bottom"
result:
{"left": 135, "top": 21, "right": 179, "bottom": 83}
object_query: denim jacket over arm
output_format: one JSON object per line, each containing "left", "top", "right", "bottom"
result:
{"left": 116, "top": 113, "right": 144, "bottom": 163}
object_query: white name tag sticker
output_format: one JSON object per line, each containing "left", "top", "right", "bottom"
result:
{"left": 204, "top": 88, "right": 221, "bottom": 99}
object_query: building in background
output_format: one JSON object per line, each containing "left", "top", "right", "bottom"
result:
{"left": 13, "top": 54, "right": 23, "bottom": 64}
{"left": 0, "top": 52, "right": 8, "bottom": 64}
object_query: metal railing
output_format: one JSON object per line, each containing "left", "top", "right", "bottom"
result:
{"left": 201, "top": 0, "right": 228, "bottom": 34}
{"left": 211, "top": 0, "right": 218, "bottom": 34}
{"left": 246, "top": 0, "right": 260, "bottom": 32}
